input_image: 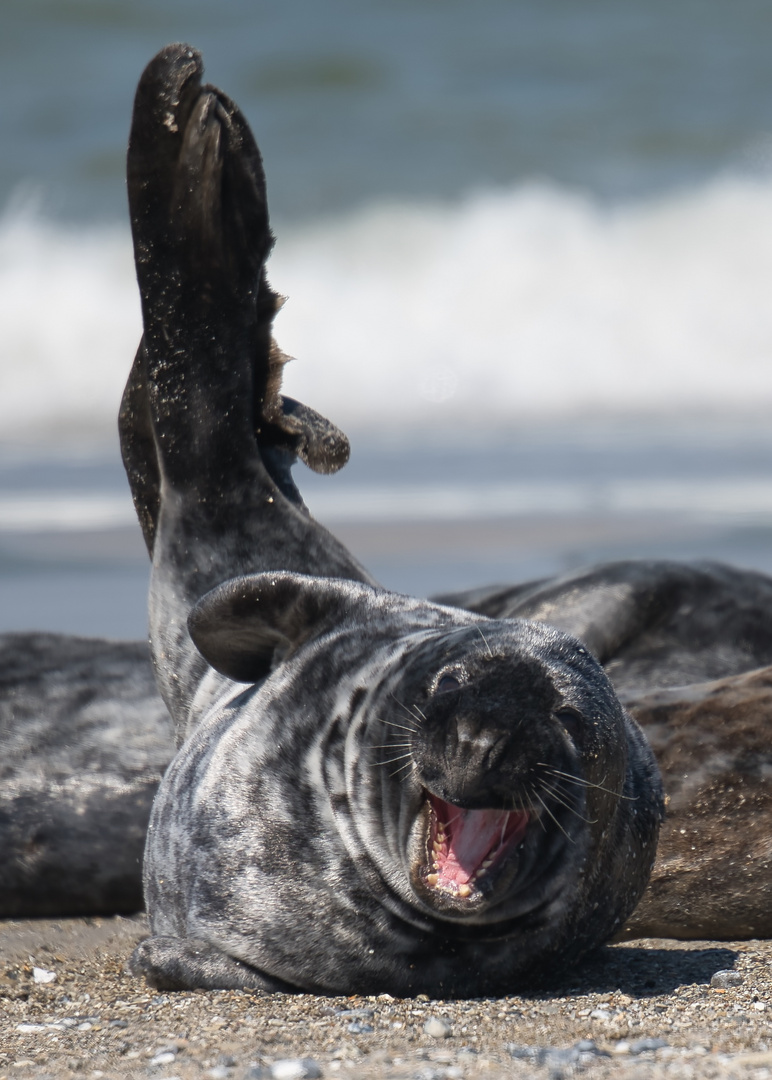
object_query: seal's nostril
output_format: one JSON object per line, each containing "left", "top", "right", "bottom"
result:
{"left": 453, "top": 715, "right": 503, "bottom": 761}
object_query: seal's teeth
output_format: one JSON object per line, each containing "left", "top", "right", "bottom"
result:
{"left": 426, "top": 873, "right": 439, "bottom": 887}
{"left": 481, "top": 857, "right": 494, "bottom": 869}
{"left": 457, "top": 884, "right": 472, "bottom": 898}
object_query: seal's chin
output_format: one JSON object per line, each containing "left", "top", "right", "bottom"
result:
{"left": 414, "top": 792, "right": 529, "bottom": 909}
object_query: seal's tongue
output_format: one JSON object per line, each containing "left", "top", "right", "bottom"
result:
{"left": 429, "top": 794, "right": 529, "bottom": 892}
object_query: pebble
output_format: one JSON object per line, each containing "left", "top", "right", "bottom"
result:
{"left": 32, "top": 966, "right": 56, "bottom": 984}
{"left": 7, "top": 920, "right": 772, "bottom": 1080}
{"left": 269, "top": 1059, "right": 323, "bottom": 1080}
{"left": 628, "top": 1037, "right": 669, "bottom": 1055}
{"left": 150, "top": 1050, "right": 178, "bottom": 1066}
{"left": 507, "top": 1040, "right": 609, "bottom": 1067}
{"left": 424, "top": 1017, "right": 453, "bottom": 1038}
{"left": 711, "top": 969, "right": 744, "bottom": 989}
{"left": 336, "top": 1007, "right": 374, "bottom": 1019}
{"left": 346, "top": 1021, "right": 374, "bottom": 1033}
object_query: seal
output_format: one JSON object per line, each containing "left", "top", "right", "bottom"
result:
{"left": 121, "top": 44, "right": 662, "bottom": 995}
{"left": 0, "top": 631, "right": 170, "bottom": 917}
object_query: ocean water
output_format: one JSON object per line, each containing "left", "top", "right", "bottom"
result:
{"left": 3, "top": 0, "right": 772, "bottom": 636}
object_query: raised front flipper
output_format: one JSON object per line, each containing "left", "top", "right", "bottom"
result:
{"left": 124, "top": 45, "right": 374, "bottom": 735}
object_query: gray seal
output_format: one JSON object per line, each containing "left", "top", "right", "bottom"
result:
{"left": 121, "top": 44, "right": 662, "bottom": 995}
{"left": 0, "top": 632, "right": 170, "bottom": 916}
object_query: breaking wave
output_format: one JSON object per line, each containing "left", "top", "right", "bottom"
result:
{"left": 4, "top": 174, "right": 772, "bottom": 446}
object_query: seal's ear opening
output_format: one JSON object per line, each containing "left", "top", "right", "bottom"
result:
{"left": 188, "top": 571, "right": 374, "bottom": 682}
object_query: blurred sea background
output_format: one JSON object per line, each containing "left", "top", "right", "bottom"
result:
{"left": 3, "top": 0, "right": 772, "bottom": 637}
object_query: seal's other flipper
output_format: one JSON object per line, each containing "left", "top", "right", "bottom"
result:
{"left": 276, "top": 396, "right": 350, "bottom": 475}
{"left": 188, "top": 572, "right": 388, "bottom": 683}
{"left": 130, "top": 936, "right": 295, "bottom": 993}
{"left": 120, "top": 360, "right": 350, "bottom": 555}
{"left": 436, "top": 561, "right": 691, "bottom": 666}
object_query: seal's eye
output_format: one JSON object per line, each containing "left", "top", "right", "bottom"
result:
{"left": 556, "top": 706, "right": 583, "bottom": 742}
{"left": 436, "top": 673, "right": 461, "bottom": 694}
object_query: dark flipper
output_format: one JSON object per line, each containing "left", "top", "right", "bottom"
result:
{"left": 124, "top": 45, "right": 373, "bottom": 735}
{"left": 440, "top": 559, "right": 772, "bottom": 693}
{"left": 434, "top": 562, "right": 688, "bottom": 665}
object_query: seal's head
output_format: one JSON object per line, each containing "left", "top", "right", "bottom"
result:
{"left": 343, "top": 616, "right": 642, "bottom": 939}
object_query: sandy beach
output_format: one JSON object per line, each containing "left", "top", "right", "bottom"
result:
{"left": 1, "top": 916, "right": 771, "bottom": 1080}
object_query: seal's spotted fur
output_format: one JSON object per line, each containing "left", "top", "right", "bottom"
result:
{"left": 123, "top": 45, "right": 662, "bottom": 995}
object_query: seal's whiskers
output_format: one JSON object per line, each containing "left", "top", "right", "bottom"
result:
{"left": 475, "top": 625, "right": 494, "bottom": 659}
{"left": 389, "top": 759, "right": 417, "bottom": 782}
{"left": 376, "top": 750, "right": 413, "bottom": 767}
{"left": 380, "top": 719, "right": 420, "bottom": 735}
{"left": 532, "top": 790, "right": 574, "bottom": 843}
{"left": 538, "top": 778, "right": 598, "bottom": 825}
{"left": 389, "top": 694, "right": 425, "bottom": 730}
{"left": 537, "top": 764, "right": 635, "bottom": 802}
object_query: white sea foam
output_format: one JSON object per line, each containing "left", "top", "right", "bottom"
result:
{"left": 0, "top": 211, "right": 141, "bottom": 445}
{"left": 3, "top": 175, "right": 772, "bottom": 446}
{"left": 4, "top": 476, "right": 772, "bottom": 531}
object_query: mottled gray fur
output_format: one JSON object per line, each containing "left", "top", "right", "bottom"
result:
{"left": 0, "top": 633, "right": 170, "bottom": 916}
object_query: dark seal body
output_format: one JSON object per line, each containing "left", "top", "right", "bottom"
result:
{"left": 121, "top": 44, "right": 663, "bottom": 994}
{"left": 0, "top": 632, "right": 170, "bottom": 916}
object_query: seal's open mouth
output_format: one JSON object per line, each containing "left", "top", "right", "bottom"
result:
{"left": 423, "top": 793, "right": 529, "bottom": 898}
